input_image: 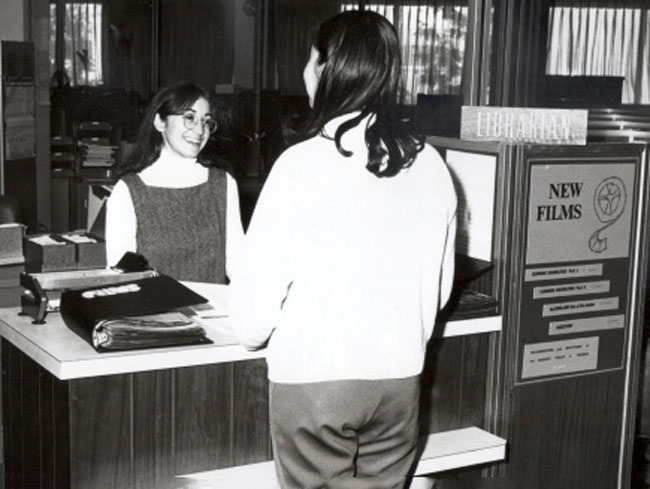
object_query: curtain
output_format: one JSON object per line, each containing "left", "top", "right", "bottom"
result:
{"left": 103, "top": 0, "right": 153, "bottom": 98}
{"left": 269, "top": 0, "right": 342, "bottom": 96}
{"left": 358, "top": 3, "right": 468, "bottom": 104}
{"left": 158, "top": 0, "right": 236, "bottom": 92}
{"left": 489, "top": 0, "right": 548, "bottom": 107}
{"left": 546, "top": 6, "right": 650, "bottom": 104}
{"left": 269, "top": 0, "right": 468, "bottom": 104}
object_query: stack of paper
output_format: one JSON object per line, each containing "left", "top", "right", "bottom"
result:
{"left": 79, "top": 137, "right": 117, "bottom": 167}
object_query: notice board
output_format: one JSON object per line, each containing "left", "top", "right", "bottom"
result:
{"left": 515, "top": 149, "right": 644, "bottom": 384}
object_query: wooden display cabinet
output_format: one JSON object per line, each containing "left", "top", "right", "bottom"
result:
{"left": 429, "top": 136, "right": 649, "bottom": 489}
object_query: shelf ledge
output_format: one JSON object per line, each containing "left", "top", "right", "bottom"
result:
{"left": 440, "top": 315, "right": 502, "bottom": 337}
{"left": 175, "top": 426, "right": 506, "bottom": 489}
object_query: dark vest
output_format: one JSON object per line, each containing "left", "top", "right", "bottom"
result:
{"left": 122, "top": 168, "right": 227, "bottom": 283}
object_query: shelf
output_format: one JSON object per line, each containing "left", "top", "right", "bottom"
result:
{"left": 174, "top": 426, "right": 507, "bottom": 489}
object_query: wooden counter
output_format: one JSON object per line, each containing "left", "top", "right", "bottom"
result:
{"left": 0, "top": 307, "right": 264, "bottom": 380}
{"left": 0, "top": 281, "right": 500, "bottom": 381}
{"left": 1, "top": 283, "right": 502, "bottom": 489}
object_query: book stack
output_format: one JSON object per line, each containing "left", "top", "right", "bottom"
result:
{"left": 78, "top": 136, "right": 117, "bottom": 168}
{"left": 442, "top": 289, "right": 499, "bottom": 321}
{"left": 75, "top": 121, "right": 119, "bottom": 182}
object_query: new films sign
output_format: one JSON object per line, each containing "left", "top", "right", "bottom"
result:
{"left": 517, "top": 160, "right": 637, "bottom": 383}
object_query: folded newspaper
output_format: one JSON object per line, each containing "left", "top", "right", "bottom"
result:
{"left": 60, "top": 274, "right": 212, "bottom": 352}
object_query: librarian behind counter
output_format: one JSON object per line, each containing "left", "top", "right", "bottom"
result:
{"left": 104, "top": 81, "right": 244, "bottom": 284}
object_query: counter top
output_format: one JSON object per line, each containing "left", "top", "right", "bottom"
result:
{"left": 0, "top": 307, "right": 265, "bottom": 380}
{"left": 0, "top": 282, "right": 501, "bottom": 380}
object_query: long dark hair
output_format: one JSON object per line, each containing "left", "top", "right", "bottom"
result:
{"left": 116, "top": 81, "right": 215, "bottom": 177}
{"left": 287, "top": 10, "right": 423, "bottom": 177}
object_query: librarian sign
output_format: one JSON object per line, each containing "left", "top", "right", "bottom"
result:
{"left": 461, "top": 106, "right": 588, "bottom": 145}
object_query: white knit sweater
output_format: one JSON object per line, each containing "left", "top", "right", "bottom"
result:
{"left": 230, "top": 114, "right": 457, "bottom": 383}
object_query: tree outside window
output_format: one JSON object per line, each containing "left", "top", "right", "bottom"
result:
{"left": 50, "top": 2, "right": 103, "bottom": 86}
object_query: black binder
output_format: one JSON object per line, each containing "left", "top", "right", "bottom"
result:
{"left": 60, "top": 274, "right": 212, "bottom": 352}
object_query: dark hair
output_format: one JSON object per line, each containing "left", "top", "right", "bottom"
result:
{"left": 117, "top": 81, "right": 215, "bottom": 177}
{"left": 287, "top": 10, "right": 422, "bottom": 177}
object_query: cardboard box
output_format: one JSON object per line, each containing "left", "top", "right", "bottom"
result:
{"left": 24, "top": 234, "right": 77, "bottom": 272}
{"left": 59, "top": 232, "right": 106, "bottom": 270}
{"left": 0, "top": 262, "right": 23, "bottom": 307}
{"left": 0, "top": 223, "right": 25, "bottom": 261}
{"left": 0, "top": 285, "right": 20, "bottom": 307}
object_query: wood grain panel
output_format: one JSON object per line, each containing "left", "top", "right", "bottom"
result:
{"left": 420, "top": 334, "right": 492, "bottom": 438}
{"left": 421, "top": 337, "right": 466, "bottom": 434}
{"left": 39, "top": 369, "right": 55, "bottom": 489}
{"left": 52, "top": 373, "right": 71, "bottom": 489}
{"left": 133, "top": 369, "right": 174, "bottom": 489}
{"left": 1, "top": 341, "right": 73, "bottom": 489}
{"left": 21, "top": 355, "right": 41, "bottom": 489}
{"left": 232, "top": 359, "right": 271, "bottom": 466}
{"left": 173, "top": 363, "right": 233, "bottom": 473}
{"left": 69, "top": 375, "right": 133, "bottom": 489}
{"left": 506, "top": 372, "right": 623, "bottom": 488}
{"left": 460, "top": 335, "right": 491, "bottom": 428}
{"left": 3, "top": 340, "right": 23, "bottom": 489}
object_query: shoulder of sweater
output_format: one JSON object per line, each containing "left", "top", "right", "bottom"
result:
{"left": 269, "top": 139, "right": 321, "bottom": 176}
{"left": 416, "top": 143, "right": 446, "bottom": 169}
{"left": 110, "top": 178, "right": 132, "bottom": 199}
{"left": 418, "top": 144, "right": 455, "bottom": 180}
{"left": 280, "top": 133, "right": 336, "bottom": 160}
{"left": 409, "top": 144, "right": 457, "bottom": 204}
{"left": 106, "top": 179, "right": 134, "bottom": 215}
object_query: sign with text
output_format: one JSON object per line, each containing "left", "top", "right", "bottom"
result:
{"left": 516, "top": 157, "right": 640, "bottom": 384}
{"left": 526, "top": 163, "right": 635, "bottom": 265}
{"left": 461, "top": 106, "right": 588, "bottom": 145}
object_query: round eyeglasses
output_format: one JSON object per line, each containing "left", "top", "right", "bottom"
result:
{"left": 178, "top": 112, "right": 218, "bottom": 134}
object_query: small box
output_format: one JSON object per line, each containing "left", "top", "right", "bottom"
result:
{"left": 0, "top": 262, "right": 24, "bottom": 282}
{"left": 24, "top": 234, "right": 77, "bottom": 272}
{"left": 58, "top": 232, "right": 106, "bottom": 270}
{"left": 0, "top": 285, "right": 21, "bottom": 307}
{"left": 0, "top": 262, "right": 23, "bottom": 307}
{"left": 0, "top": 223, "right": 25, "bottom": 261}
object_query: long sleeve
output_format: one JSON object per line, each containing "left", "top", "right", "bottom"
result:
{"left": 105, "top": 180, "right": 137, "bottom": 267}
{"left": 229, "top": 162, "right": 296, "bottom": 350}
{"left": 419, "top": 155, "right": 458, "bottom": 342}
{"left": 225, "top": 173, "right": 244, "bottom": 280}
{"left": 439, "top": 205, "right": 457, "bottom": 310}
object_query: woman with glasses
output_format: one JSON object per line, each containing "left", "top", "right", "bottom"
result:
{"left": 105, "top": 81, "right": 243, "bottom": 283}
{"left": 230, "top": 10, "right": 456, "bottom": 489}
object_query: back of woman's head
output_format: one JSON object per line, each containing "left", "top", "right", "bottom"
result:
{"left": 312, "top": 10, "right": 400, "bottom": 120}
{"left": 294, "top": 10, "right": 422, "bottom": 177}
{"left": 118, "top": 81, "right": 213, "bottom": 176}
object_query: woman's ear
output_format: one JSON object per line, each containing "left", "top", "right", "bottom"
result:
{"left": 153, "top": 113, "right": 166, "bottom": 133}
